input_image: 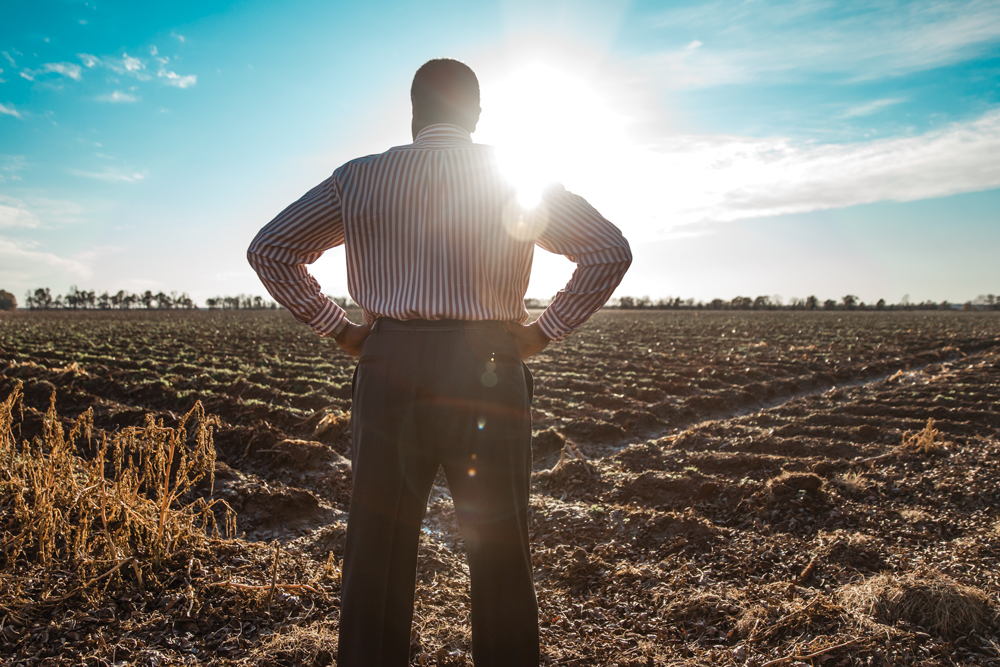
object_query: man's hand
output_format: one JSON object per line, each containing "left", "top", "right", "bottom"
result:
{"left": 504, "top": 321, "right": 551, "bottom": 359}
{"left": 333, "top": 321, "right": 372, "bottom": 357}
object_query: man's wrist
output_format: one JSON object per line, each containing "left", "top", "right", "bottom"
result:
{"left": 332, "top": 318, "right": 350, "bottom": 340}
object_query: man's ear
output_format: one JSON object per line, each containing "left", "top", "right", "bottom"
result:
{"left": 468, "top": 105, "right": 482, "bottom": 134}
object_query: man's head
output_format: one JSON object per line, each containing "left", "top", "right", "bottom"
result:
{"left": 411, "top": 58, "right": 481, "bottom": 138}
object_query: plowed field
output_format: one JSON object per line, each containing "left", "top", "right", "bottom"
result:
{"left": 2, "top": 309, "right": 999, "bottom": 666}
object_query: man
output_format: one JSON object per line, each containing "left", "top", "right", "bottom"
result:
{"left": 248, "top": 58, "right": 631, "bottom": 667}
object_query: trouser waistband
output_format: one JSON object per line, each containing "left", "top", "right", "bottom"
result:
{"left": 371, "top": 318, "right": 509, "bottom": 333}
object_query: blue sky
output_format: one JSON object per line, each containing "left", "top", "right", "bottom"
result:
{"left": 1, "top": 0, "right": 998, "bottom": 306}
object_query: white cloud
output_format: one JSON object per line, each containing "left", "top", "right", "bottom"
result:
{"left": 68, "top": 167, "right": 146, "bottom": 182}
{"left": 97, "top": 90, "right": 139, "bottom": 103}
{"left": 0, "top": 203, "right": 40, "bottom": 228}
{"left": 172, "top": 31, "right": 186, "bottom": 43}
{"left": 0, "top": 236, "right": 94, "bottom": 286}
{"left": 0, "top": 195, "right": 85, "bottom": 229}
{"left": 646, "top": 0, "right": 1000, "bottom": 87}
{"left": 77, "top": 52, "right": 195, "bottom": 88}
{"left": 0, "top": 154, "right": 26, "bottom": 182}
{"left": 1, "top": 51, "right": 15, "bottom": 67}
{"left": 537, "top": 109, "right": 1000, "bottom": 238}
{"left": 0, "top": 103, "right": 21, "bottom": 119}
{"left": 842, "top": 98, "right": 905, "bottom": 118}
{"left": 76, "top": 52, "right": 150, "bottom": 80}
{"left": 158, "top": 70, "right": 197, "bottom": 88}
{"left": 21, "top": 62, "right": 83, "bottom": 82}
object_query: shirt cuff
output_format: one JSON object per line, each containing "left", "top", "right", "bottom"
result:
{"left": 306, "top": 298, "right": 348, "bottom": 337}
{"left": 535, "top": 308, "right": 571, "bottom": 343}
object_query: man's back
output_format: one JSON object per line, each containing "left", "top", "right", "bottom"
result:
{"left": 249, "top": 123, "right": 630, "bottom": 342}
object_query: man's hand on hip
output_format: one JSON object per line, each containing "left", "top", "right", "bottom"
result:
{"left": 504, "top": 321, "right": 551, "bottom": 359}
{"left": 334, "top": 321, "right": 372, "bottom": 357}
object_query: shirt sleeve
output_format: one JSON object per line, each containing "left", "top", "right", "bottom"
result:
{"left": 532, "top": 184, "right": 632, "bottom": 342}
{"left": 247, "top": 174, "right": 348, "bottom": 336}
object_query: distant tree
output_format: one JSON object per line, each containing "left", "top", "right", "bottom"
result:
{"left": 154, "top": 291, "right": 173, "bottom": 309}
{"left": 34, "top": 288, "right": 53, "bottom": 309}
{"left": 0, "top": 289, "right": 17, "bottom": 311}
{"left": 708, "top": 298, "right": 725, "bottom": 310}
{"left": 805, "top": 295, "right": 819, "bottom": 310}
{"left": 875, "top": 298, "right": 886, "bottom": 310}
{"left": 141, "top": 290, "right": 155, "bottom": 309}
{"left": 206, "top": 297, "right": 221, "bottom": 309}
{"left": 842, "top": 294, "right": 858, "bottom": 310}
{"left": 731, "top": 296, "right": 752, "bottom": 310}
{"left": 618, "top": 296, "right": 636, "bottom": 309}
{"left": 752, "top": 295, "right": 771, "bottom": 310}
{"left": 65, "top": 285, "right": 82, "bottom": 310}
{"left": 523, "top": 297, "right": 549, "bottom": 309}
{"left": 97, "top": 292, "right": 111, "bottom": 309}
{"left": 823, "top": 299, "right": 837, "bottom": 310}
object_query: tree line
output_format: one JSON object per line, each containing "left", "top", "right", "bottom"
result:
{"left": 607, "top": 294, "right": 999, "bottom": 311}
{"left": 15, "top": 287, "right": 275, "bottom": 311}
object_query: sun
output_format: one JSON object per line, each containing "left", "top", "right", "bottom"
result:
{"left": 476, "top": 62, "right": 629, "bottom": 209}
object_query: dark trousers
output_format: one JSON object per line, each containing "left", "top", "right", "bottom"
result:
{"left": 338, "top": 319, "right": 538, "bottom": 667}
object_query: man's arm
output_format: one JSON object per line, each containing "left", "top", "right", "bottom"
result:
{"left": 530, "top": 184, "right": 632, "bottom": 342}
{"left": 247, "top": 175, "right": 353, "bottom": 338}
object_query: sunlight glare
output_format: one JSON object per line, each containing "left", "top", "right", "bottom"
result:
{"left": 478, "top": 63, "right": 629, "bottom": 209}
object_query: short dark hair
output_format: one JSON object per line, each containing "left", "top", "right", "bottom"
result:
{"left": 411, "top": 59, "right": 480, "bottom": 122}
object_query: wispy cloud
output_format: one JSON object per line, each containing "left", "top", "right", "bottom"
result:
{"left": 171, "top": 31, "right": 186, "bottom": 43}
{"left": 97, "top": 90, "right": 139, "bottom": 103}
{"left": 646, "top": 0, "right": 1000, "bottom": 87}
{"left": 0, "top": 155, "right": 26, "bottom": 182}
{"left": 0, "top": 103, "right": 21, "bottom": 119}
{"left": 0, "top": 236, "right": 93, "bottom": 285}
{"left": 0, "top": 203, "right": 40, "bottom": 228}
{"left": 68, "top": 167, "right": 146, "bottom": 183}
{"left": 20, "top": 62, "right": 83, "bottom": 82}
{"left": 78, "top": 52, "right": 151, "bottom": 80}
{"left": 841, "top": 98, "right": 905, "bottom": 118}
{"left": 158, "top": 70, "right": 197, "bottom": 88}
{"left": 78, "top": 51, "right": 196, "bottom": 88}
{"left": 0, "top": 195, "right": 84, "bottom": 228}
{"left": 561, "top": 109, "right": 1000, "bottom": 237}
{"left": 1, "top": 51, "right": 16, "bottom": 67}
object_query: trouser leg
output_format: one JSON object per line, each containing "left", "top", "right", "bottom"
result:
{"left": 338, "top": 340, "right": 438, "bottom": 667}
{"left": 435, "top": 338, "right": 538, "bottom": 667}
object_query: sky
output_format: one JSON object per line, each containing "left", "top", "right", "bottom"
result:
{"left": 1, "top": 0, "right": 998, "bottom": 307}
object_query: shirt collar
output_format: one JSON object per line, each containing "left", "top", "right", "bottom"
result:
{"left": 413, "top": 124, "right": 473, "bottom": 148}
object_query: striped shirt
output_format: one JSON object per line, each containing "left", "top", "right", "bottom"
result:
{"left": 247, "top": 124, "right": 631, "bottom": 342}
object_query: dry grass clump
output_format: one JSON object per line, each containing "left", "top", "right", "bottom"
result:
{"left": 840, "top": 570, "right": 994, "bottom": 639}
{"left": 734, "top": 589, "right": 844, "bottom": 642}
{"left": 831, "top": 470, "right": 873, "bottom": 496}
{"left": 0, "top": 381, "right": 233, "bottom": 613}
{"left": 252, "top": 621, "right": 338, "bottom": 666}
{"left": 898, "top": 418, "right": 947, "bottom": 454}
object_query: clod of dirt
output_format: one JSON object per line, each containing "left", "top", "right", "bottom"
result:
{"left": 532, "top": 428, "right": 565, "bottom": 458}
{"left": 559, "top": 418, "right": 626, "bottom": 444}
{"left": 240, "top": 486, "right": 322, "bottom": 531}
{"left": 534, "top": 458, "right": 596, "bottom": 492}
{"left": 766, "top": 471, "right": 824, "bottom": 500}
{"left": 840, "top": 570, "right": 995, "bottom": 639}
{"left": 255, "top": 438, "right": 345, "bottom": 472}
{"left": 304, "top": 409, "right": 352, "bottom": 454}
